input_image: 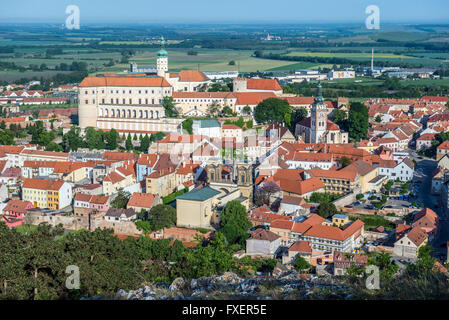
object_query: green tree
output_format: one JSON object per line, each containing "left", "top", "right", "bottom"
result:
{"left": 85, "top": 127, "right": 105, "bottom": 150}
{"left": 220, "top": 200, "right": 251, "bottom": 248}
{"left": 333, "top": 109, "right": 347, "bottom": 128}
{"left": 222, "top": 106, "right": 233, "bottom": 117}
{"left": 316, "top": 202, "right": 339, "bottom": 219}
{"left": 290, "top": 107, "right": 308, "bottom": 132}
{"left": 293, "top": 255, "right": 311, "bottom": 273}
{"left": 46, "top": 142, "right": 63, "bottom": 152}
{"left": 242, "top": 105, "right": 252, "bottom": 116}
{"left": 105, "top": 128, "right": 119, "bottom": 150}
{"left": 111, "top": 190, "right": 131, "bottom": 209}
{"left": 254, "top": 98, "right": 293, "bottom": 124}
{"left": 148, "top": 204, "right": 177, "bottom": 231}
{"left": 139, "top": 134, "right": 151, "bottom": 152}
{"left": 150, "top": 132, "right": 165, "bottom": 142}
{"left": 62, "top": 126, "right": 83, "bottom": 152}
{"left": 162, "top": 96, "right": 178, "bottom": 118}
{"left": 125, "top": 134, "right": 133, "bottom": 151}
{"left": 207, "top": 101, "right": 221, "bottom": 117}
{"left": 182, "top": 118, "right": 193, "bottom": 134}
{"left": 339, "top": 156, "right": 352, "bottom": 168}
{"left": 348, "top": 102, "right": 369, "bottom": 142}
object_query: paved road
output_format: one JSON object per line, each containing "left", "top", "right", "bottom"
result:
{"left": 408, "top": 150, "right": 449, "bottom": 257}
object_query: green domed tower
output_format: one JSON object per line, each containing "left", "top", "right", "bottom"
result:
{"left": 157, "top": 36, "right": 168, "bottom": 77}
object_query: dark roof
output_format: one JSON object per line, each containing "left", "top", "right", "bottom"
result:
{"left": 249, "top": 228, "right": 280, "bottom": 242}
{"left": 105, "top": 208, "right": 136, "bottom": 218}
{"left": 176, "top": 186, "right": 221, "bottom": 201}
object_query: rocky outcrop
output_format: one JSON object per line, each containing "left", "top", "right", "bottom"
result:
{"left": 113, "top": 271, "right": 351, "bottom": 300}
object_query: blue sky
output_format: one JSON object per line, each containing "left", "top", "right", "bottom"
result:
{"left": 0, "top": 0, "right": 448, "bottom": 24}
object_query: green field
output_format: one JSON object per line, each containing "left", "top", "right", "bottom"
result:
{"left": 286, "top": 51, "right": 416, "bottom": 60}
{"left": 400, "top": 78, "right": 449, "bottom": 86}
{"left": 95, "top": 49, "right": 323, "bottom": 74}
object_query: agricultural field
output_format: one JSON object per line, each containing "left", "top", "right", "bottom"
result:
{"left": 285, "top": 51, "right": 415, "bottom": 60}
{"left": 96, "top": 48, "right": 321, "bottom": 73}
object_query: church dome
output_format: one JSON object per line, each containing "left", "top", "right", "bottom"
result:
{"left": 157, "top": 36, "right": 167, "bottom": 58}
{"left": 157, "top": 49, "right": 168, "bottom": 58}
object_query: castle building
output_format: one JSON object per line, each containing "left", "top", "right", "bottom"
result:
{"left": 78, "top": 75, "right": 182, "bottom": 133}
{"left": 78, "top": 36, "right": 213, "bottom": 131}
{"left": 295, "top": 83, "right": 348, "bottom": 144}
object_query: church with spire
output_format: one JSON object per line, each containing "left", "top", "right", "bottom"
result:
{"left": 295, "top": 83, "right": 348, "bottom": 144}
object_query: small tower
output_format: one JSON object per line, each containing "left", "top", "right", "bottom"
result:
{"left": 157, "top": 36, "right": 168, "bottom": 78}
{"left": 310, "top": 82, "right": 328, "bottom": 143}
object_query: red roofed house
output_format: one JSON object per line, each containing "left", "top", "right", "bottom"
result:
{"left": 333, "top": 251, "right": 368, "bottom": 276}
{"left": 269, "top": 212, "right": 365, "bottom": 253}
{"left": 1, "top": 200, "right": 34, "bottom": 227}
{"left": 233, "top": 78, "right": 283, "bottom": 96}
{"left": 412, "top": 208, "right": 439, "bottom": 241}
{"left": 74, "top": 193, "right": 110, "bottom": 215}
{"left": 246, "top": 228, "right": 282, "bottom": 257}
{"left": 126, "top": 192, "right": 160, "bottom": 212}
{"left": 416, "top": 133, "right": 436, "bottom": 151}
{"left": 394, "top": 225, "right": 428, "bottom": 258}
{"left": 283, "top": 240, "right": 333, "bottom": 266}
{"left": 437, "top": 141, "right": 449, "bottom": 161}
{"left": 168, "top": 70, "right": 211, "bottom": 92}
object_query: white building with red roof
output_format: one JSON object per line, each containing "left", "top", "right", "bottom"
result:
{"left": 233, "top": 78, "right": 283, "bottom": 96}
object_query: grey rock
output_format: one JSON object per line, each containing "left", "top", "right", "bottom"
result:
{"left": 169, "top": 277, "right": 185, "bottom": 292}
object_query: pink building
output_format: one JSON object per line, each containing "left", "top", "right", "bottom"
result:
{"left": 1, "top": 200, "right": 34, "bottom": 227}
{"left": 74, "top": 193, "right": 110, "bottom": 212}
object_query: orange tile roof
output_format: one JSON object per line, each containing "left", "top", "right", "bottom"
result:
{"left": 0, "top": 145, "right": 25, "bottom": 154}
{"left": 304, "top": 219, "right": 364, "bottom": 241}
{"left": 176, "top": 70, "right": 210, "bottom": 82}
{"left": 234, "top": 92, "right": 276, "bottom": 105}
{"left": 276, "top": 177, "right": 325, "bottom": 196}
{"left": 289, "top": 241, "right": 313, "bottom": 253}
{"left": 281, "top": 96, "right": 315, "bottom": 105}
{"left": 79, "top": 76, "right": 172, "bottom": 87}
{"left": 438, "top": 141, "right": 449, "bottom": 150}
{"left": 417, "top": 133, "right": 436, "bottom": 141}
{"left": 270, "top": 219, "right": 294, "bottom": 230}
{"left": 22, "top": 178, "right": 65, "bottom": 191}
{"left": 308, "top": 169, "right": 358, "bottom": 182}
{"left": 127, "top": 192, "right": 155, "bottom": 209}
{"left": 74, "top": 193, "right": 109, "bottom": 204}
{"left": 245, "top": 78, "right": 282, "bottom": 91}
{"left": 104, "top": 171, "right": 125, "bottom": 184}
{"left": 405, "top": 227, "right": 428, "bottom": 246}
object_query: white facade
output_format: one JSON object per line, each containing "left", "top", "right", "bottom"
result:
{"left": 378, "top": 160, "right": 414, "bottom": 182}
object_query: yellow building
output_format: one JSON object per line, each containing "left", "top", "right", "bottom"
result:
{"left": 341, "top": 160, "right": 386, "bottom": 193}
{"left": 22, "top": 178, "right": 73, "bottom": 210}
{"left": 332, "top": 214, "right": 349, "bottom": 227}
{"left": 176, "top": 186, "right": 249, "bottom": 230}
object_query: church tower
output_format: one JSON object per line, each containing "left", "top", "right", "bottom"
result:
{"left": 157, "top": 36, "right": 168, "bottom": 78}
{"left": 310, "top": 82, "right": 328, "bottom": 143}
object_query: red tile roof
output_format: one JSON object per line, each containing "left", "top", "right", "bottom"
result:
{"left": 245, "top": 78, "right": 282, "bottom": 91}
{"left": 127, "top": 192, "right": 155, "bottom": 209}
{"left": 22, "top": 178, "right": 65, "bottom": 191}
{"left": 79, "top": 76, "right": 172, "bottom": 87}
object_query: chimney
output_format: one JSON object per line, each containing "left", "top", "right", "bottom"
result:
{"left": 182, "top": 161, "right": 186, "bottom": 168}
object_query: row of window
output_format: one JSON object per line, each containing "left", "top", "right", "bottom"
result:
{"left": 99, "top": 108, "right": 161, "bottom": 119}
{"left": 85, "top": 98, "right": 164, "bottom": 105}
{"left": 84, "top": 89, "right": 170, "bottom": 95}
